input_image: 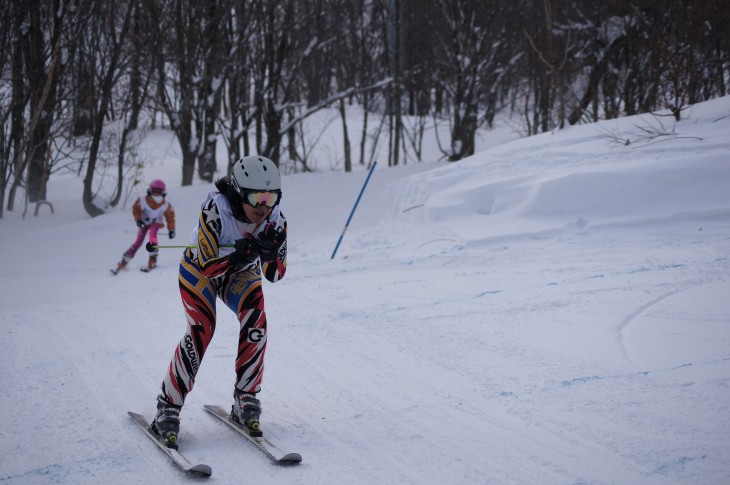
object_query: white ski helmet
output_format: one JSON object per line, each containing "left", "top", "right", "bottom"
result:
{"left": 231, "top": 155, "right": 281, "bottom": 192}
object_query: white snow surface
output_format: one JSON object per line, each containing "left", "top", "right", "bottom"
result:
{"left": 1, "top": 97, "right": 730, "bottom": 484}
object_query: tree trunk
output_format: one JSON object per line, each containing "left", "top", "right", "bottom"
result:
{"left": 358, "top": 91, "right": 369, "bottom": 166}
{"left": 339, "top": 98, "right": 352, "bottom": 172}
{"left": 25, "top": 1, "right": 59, "bottom": 204}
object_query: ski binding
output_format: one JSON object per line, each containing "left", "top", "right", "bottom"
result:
{"left": 128, "top": 411, "right": 212, "bottom": 478}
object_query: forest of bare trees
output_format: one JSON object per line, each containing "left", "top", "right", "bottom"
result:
{"left": 1, "top": 0, "right": 728, "bottom": 217}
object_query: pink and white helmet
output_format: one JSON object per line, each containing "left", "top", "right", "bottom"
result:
{"left": 148, "top": 179, "right": 167, "bottom": 196}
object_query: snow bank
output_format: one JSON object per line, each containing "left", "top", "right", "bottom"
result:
{"left": 388, "top": 96, "right": 730, "bottom": 247}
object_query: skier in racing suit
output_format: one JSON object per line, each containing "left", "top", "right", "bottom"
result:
{"left": 112, "top": 179, "right": 176, "bottom": 273}
{"left": 150, "top": 155, "right": 287, "bottom": 445}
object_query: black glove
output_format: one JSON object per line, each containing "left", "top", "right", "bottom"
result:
{"left": 169, "top": 230, "right": 175, "bottom": 239}
{"left": 146, "top": 241, "right": 157, "bottom": 252}
{"left": 257, "top": 223, "right": 286, "bottom": 262}
{"left": 230, "top": 233, "right": 260, "bottom": 266}
{"left": 136, "top": 220, "right": 146, "bottom": 228}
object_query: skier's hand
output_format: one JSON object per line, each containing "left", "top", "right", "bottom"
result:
{"left": 146, "top": 241, "right": 157, "bottom": 252}
{"left": 257, "top": 222, "right": 286, "bottom": 262}
{"left": 230, "top": 233, "right": 260, "bottom": 266}
{"left": 136, "top": 219, "right": 146, "bottom": 228}
{"left": 169, "top": 230, "right": 175, "bottom": 239}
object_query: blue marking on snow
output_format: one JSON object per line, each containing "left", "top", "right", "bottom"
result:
{"left": 0, "top": 464, "right": 67, "bottom": 482}
{"left": 560, "top": 375, "right": 603, "bottom": 387}
{"left": 629, "top": 263, "right": 685, "bottom": 273}
{"left": 0, "top": 451, "right": 128, "bottom": 482}
{"left": 709, "top": 356, "right": 730, "bottom": 364}
{"left": 651, "top": 454, "right": 706, "bottom": 476}
{"left": 658, "top": 263, "right": 685, "bottom": 270}
{"left": 497, "top": 358, "right": 730, "bottom": 400}
{"left": 381, "top": 305, "right": 408, "bottom": 313}
{"left": 559, "top": 367, "right": 680, "bottom": 388}
{"left": 629, "top": 266, "right": 651, "bottom": 273}
{"left": 476, "top": 290, "right": 502, "bottom": 297}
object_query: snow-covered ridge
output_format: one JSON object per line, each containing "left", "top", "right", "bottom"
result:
{"left": 387, "top": 96, "right": 730, "bottom": 246}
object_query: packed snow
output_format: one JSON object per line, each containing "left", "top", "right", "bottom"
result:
{"left": 1, "top": 96, "right": 729, "bottom": 484}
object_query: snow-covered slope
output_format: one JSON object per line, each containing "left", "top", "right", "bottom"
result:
{"left": 1, "top": 97, "right": 729, "bottom": 484}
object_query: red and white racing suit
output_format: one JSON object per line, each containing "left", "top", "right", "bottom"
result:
{"left": 158, "top": 192, "right": 287, "bottom": 406}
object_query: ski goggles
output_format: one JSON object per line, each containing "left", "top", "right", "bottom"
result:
{"left": 244, "top": 190, "right": 281, "bottom": 208}
{"left": 149, "top": 188, "right": 166, "bottom": 196}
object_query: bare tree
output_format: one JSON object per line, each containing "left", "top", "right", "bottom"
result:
{"left": 253, "top": 0, "right": 299, "bottom": 163}
{"left": 195, "top": 0, "right": 229, "bottom": 180}
{"left": 108, "top": 4, "right": 156, "bottom": 208}
{"left": 518, "top": 0, "right": 573, "bottom": 133}
{"left": 78, "top": 0, "right": 137, "bottom": 217}
{"left": 5, "top": 0, "right": 90, "bottom": 215}
{"left": 0, "top": 0, "right": 18, "bottom": 218}
{"left": 218, "top": 2, "right": 255, "bottom": 176}
{"left": 432, "top": 0, "right": 511, "bottom": 159}
{"left": 145, "top": 0, "right": 230, "bottom": 185}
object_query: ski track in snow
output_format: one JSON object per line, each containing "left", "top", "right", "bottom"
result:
{"left": 618, "top": 288, "right": 690, "bottom": 366}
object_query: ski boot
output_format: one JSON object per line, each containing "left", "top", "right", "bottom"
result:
{"left": 150, "top": 397, "right": 181, "bottom": 448}
{"left": 111, "top": 252, "right": 132, "bottom": 275}
{"left": 231, "top": 389, "right": 262, "bottom": 437}
{"left": 141, "top": 254, "right": 157, "bottom": 272}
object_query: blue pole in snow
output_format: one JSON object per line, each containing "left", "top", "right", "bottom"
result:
{"left": 331, "top": 161, "right": 378, "bottom": 259}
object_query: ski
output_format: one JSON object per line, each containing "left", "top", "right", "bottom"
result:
{"left": 128, "top": 411, "right": 212, "bottom": 478}
{"left": 110, "top": 266, "right": 154, "bottom": 274}
{"left": 111, "top": 265, "right": 127, "bottom": 275}
{"left": 203, "top": 405, "right": 302, "bottom": 465}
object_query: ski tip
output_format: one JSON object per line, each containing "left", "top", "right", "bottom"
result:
{"left": 278, "top": 453, "right": 303, "bottom": 465}
{"left": 203, "top": 404, "right": 227, "bottom": 415}
{"left": 188, "top": 464, "right": 213, "bottom": 477}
